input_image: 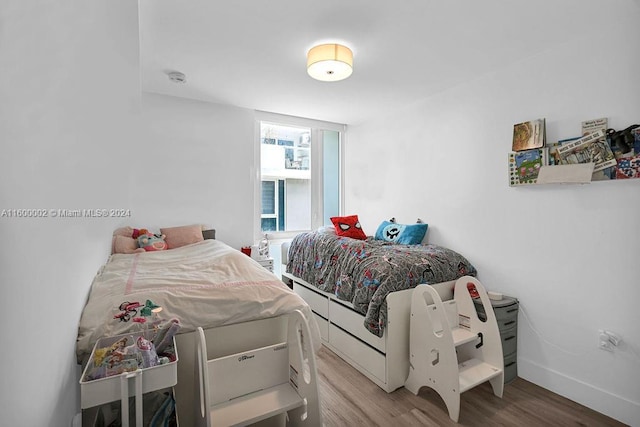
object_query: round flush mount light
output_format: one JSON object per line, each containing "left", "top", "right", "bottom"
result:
{"left": 167, "top": 71, "right": 186, "bottom": 84}
{"left": 307, "top": 44, "right": 353, "bottom": 82}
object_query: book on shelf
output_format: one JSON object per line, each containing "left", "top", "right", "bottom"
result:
{"left": 547, "top": 137, "right": 580, "bottom": 166}
{"left": 581, "top": 117, "right": 608, "bottom": 137}
{"left": 581, "top": 118, "right": 615, "bottom": 180}
{"left": 508, "top": 148, "right": 548, "bottom": 186}
{"left": 556, "top": 129, "right": 616, "bottom": 172}
{"left": 512, "top": 118, "right": 546, "bottom": 152}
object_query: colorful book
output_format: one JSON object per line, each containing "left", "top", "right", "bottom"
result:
{"left": 556, "top": 129, "right": 616, "bottom": 172}
{"left": 512, "top": 119, "right": 546, "bottom": 152}
{"left": 548, "top": 137, "right": 580, "bottom": 166}
{"left": 581, "top": 117, "right": 616, "bottom": 180}
{"left": 508, "top": 148, "right": 547, "bottom": 186}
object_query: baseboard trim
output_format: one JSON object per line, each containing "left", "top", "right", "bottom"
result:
{"left": 518, "top": 357, "right": 639, "bottom": 426}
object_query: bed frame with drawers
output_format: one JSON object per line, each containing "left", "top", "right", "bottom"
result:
{"left": 282, "top": 269, "right": 455, "bottom": 393}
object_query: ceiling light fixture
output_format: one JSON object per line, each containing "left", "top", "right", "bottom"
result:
{"left": 167, "top": 71, "right": 186, "bottom": 84}
{"left": 307, "top": 43, "right": 353, "bottom": 82}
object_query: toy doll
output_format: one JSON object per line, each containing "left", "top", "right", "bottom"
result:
{"left": 136, "top": 335, "right": 159, "bottom": 368}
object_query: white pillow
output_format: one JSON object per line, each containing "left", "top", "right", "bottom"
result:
{"left": 317, "top": 225, "right": 336, "bottom": 235}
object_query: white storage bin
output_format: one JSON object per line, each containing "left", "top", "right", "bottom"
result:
{"left": 80, "top": 331, "right": 178, "bottom": 409}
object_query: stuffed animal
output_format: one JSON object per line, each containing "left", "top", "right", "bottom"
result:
{"left": 136, "top": 232, "right": 167, "bottom": 251}
{"left": 131, "top": 228, "right": 149, "bottom": 239}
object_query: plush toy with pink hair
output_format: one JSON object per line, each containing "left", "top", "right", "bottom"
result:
{"left": 136, "top": 233, "right": 167, "bottom": 251}
{"left": 131, "top": 228, "right": 167, "bottom": 251}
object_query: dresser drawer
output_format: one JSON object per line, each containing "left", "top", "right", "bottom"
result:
{"left": 504, "top": 351, "right": 517, "bottom": 384}
{"left": 500, "top": 325, "right": 518, "bottom": 356}
{"left": 493, "top": 303, "right": 519, "bottom": 321}
{"left": 496, "top": 316, "right": 517, "bottom": 332}
{"left": 257, "top": 258, "right": 274, "bottom": 272}
{"left": 474, "top": 297, "right": 518, "bottom": 322}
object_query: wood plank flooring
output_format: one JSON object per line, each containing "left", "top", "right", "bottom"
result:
{"left": 315, "top": 346, "right": 625, "bottom": 426}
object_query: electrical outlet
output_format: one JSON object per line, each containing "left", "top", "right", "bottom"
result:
{"left": 598, "top": 329, "right": 623, "bottom": 351}
{"left": 599, "top": 339, "right": 613, "bottom": 352}
{"left": 603, "top": 330, "right": 622, "bottom": 346}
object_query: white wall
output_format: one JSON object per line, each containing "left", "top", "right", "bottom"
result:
{"left": 344, "top": 3, "right": 640, "bottom": 425}
{"left": 0, "top": 3, "right": 259, "bottom": 425}
{"left": 0, "top": 1, "right": 141, "bottom": 425}
{"left": 138, "top": 93, "right": 257, "bottom": 250}
{"left": 3, "top": 1, "right": 637, "bottom": 425}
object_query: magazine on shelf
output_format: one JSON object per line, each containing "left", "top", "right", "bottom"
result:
{"left": 512, "top": 118, "right": 546, "bottom": 152}
{"left": 508, "top": 148, "right": 548, "bottom": 186}
{"left": 581, "top": 118, "right": 615, "bottom": 179}
{"left": 547, "top": 137, "right": 580, "bottom": 166}
{"left": 556, "top": 129, "right": 616, "bottom": 172}
{"left": 581, "top": 117, "right": 608, "bottom": 137}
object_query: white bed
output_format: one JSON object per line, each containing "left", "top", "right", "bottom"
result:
{"left": 76, "top": 237, "right": 320, "bottom": 426}
{"left": 283, "top": 270, "right": 454, "bottom": 393}
{"left": 281, "top": 232, "right": 476, "bottom": 393}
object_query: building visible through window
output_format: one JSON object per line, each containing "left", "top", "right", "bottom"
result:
{"left": 260, "top": 121, "right": 341, "bottom": 235}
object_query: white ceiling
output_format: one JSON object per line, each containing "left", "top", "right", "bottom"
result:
{"left": 139, "top": 0, "right": 613, "bottom": 126}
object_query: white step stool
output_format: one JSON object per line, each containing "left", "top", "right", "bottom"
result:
{"left": 405, "top": 276, "right": 504, "bottom": 422}
{"left": 194, "top": 310, "right": 322, "bottom": 427}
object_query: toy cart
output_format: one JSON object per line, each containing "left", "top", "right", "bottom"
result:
{"left": 80, "top": 332, "right": 178, "bottom": 427}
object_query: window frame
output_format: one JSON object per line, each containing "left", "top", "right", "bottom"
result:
{"left": 254, "top": 111, "right": 346, "bottom": 242}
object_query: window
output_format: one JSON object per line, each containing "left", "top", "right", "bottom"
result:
{"left": 257, "top": 114, "right": 344, "bottom": 239}
{"left": 260, "top": 179, "right": 285, "bottom": 231}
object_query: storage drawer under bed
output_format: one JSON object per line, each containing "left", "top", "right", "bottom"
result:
{"left": 329, "top": 300, "right": 386, "bottom": 353}
{"left": 328, "top": 324, "right": 386, "bottom": 383}
{"left": 293, "top": 282, "right": 329, "bottom": 319}
{"left": 313, "top": 312, "right": 329, "bottom": 342}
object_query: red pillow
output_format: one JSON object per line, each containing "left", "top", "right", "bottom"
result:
{"left": 330, "top": 215, "right": 367, "bottom": 240}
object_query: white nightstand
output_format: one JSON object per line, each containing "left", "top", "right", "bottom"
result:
{"left": 256, "top": 257, "right": 274, "bottom": 272}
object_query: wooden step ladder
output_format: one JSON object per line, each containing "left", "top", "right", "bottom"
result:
{"left": 405, "top": 276, "right": 504, "bottom": 422}
{"left": 195, "top": 310, "right": 322, "bottom": 427}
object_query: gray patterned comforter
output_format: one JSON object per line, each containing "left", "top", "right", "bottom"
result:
{"left": 286, "top": 231, "right": 476, "bottom": 337}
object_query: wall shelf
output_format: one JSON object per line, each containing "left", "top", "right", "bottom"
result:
{"left": 535, "top": 163, "right": 594, "bottom": 185}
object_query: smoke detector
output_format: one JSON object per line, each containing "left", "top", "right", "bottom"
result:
{"left": 167, "top": 71, "right": 186, "bottom": 84}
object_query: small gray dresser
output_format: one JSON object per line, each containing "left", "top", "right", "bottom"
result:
{"left": 473, "top": 295, "right": 519, "bottom": 384}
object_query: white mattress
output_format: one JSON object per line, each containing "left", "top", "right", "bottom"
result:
{"left": 76, "top": 239, "right": 319, "bottom": 361}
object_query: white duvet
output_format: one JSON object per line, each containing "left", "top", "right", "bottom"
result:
{"left": 76, "top": 239, "right": 320, "bottom": 361}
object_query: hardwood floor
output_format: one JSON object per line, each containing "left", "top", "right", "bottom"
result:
{"left": 315, "top": 347, "right": 625, "bottom": 426}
